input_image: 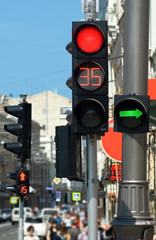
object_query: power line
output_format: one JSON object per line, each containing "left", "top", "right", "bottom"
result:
{"left": 1, "top": 69, "right": 71, "bottom": 88}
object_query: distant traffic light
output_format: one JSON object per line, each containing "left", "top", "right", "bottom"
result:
{"left": 4, "top": 102, "right": 31, "bottom": 160}
{"left": 114, "top": 95, "right": 150, "bottom": 133}
{"left": 16, "top": 170, "right": 29, "bottom": 197}
{"left": 55, "top": 124, "right": 82, "bottom": 180}
{"left": 72, "top": 21, "right": 108, "bottom": 135}
{"left": 7, "top": 172, "right": 17, "bottom": 193}
{"left": 7, "top": 170, "right": 29, "bottom": 197}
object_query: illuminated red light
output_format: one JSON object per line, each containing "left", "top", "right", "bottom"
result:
{"left": 76, "top": 25, "right": 104, "bottom": 53}
{"left": 19, "top": 172, "right": 26, "bottom": 181}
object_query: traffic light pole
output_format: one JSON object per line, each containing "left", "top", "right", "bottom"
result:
{"left": 84, "top": 0, "right": 96, "bottom": 21}
{"left": 87, "top": 134, "right": 98, "bottom": 240}
{"left": 83, "top": 1, "right": 98, "bottom": 239}
{"left": 18, "top": 197, "right": 24, "bottom": 240}
{"left": 112, "top": 1, "right": 154, "bottom": 239}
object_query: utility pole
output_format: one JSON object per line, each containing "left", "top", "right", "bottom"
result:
{"left": 112, "top": 1, "right": 154, "bottom": 239}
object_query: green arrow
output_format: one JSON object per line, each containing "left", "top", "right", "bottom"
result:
{"left": 119, "top": 108, "right": 143, "bottom": 119}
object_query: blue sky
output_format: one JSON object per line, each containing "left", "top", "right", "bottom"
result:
{"left": 0, "top": 1, "right": 83, "bottom": 99}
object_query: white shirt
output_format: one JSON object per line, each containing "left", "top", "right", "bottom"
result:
{"left": 64, "top": 218, "right": 72, "bottom": 228}
{"left": 24, "top": 236, "right": 39, "bottom": 240}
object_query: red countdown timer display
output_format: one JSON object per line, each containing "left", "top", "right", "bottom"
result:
{"left": 76, "top": 62, "right": 105, "bottom": 91}
{"left": 18, "top": 185, "right": 28, "bottom": 195}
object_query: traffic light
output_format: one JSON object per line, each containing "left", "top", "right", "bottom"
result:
{"left": 7, "top": 170, "right": 29, "bottom": 197}
{"left": 4, "top": 102, "right": 31, "bottom": 160}
{"left": 114, "top": 95, "right": 150, "bottom": 133}
{"left": 16, "top": 170, "right": 29, "bottom": 197}
{"left": 72, "top": 21, "right": 108, "bottom": 135}
{"left": 7, "top": 172, "right": 17, "bottom": 193}
{"left": 55, "top": 124, "right": 82, "bottom": 181}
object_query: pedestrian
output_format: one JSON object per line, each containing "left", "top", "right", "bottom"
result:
{"left": 24, "top": 225, "right": 39, "bottom": 240}
{"left": 54, "top": 213, "right": 63, "bottom": 225}
{"left": 74, "top": 214, "right": 82, "bottom": 230}
{"left": 32, "top": 207, "right": 39, "bottom": 217}
{"left": 97, "top": 219, "right": 104, "bottom": 240}
{"left": 77, "top": 223, "right": 88, "bottom": 240}
{"left": 64, "top": 213, "right": 72, "bottom": 229}
{"left": 105, "top": 226, "right": 115, "bottom": 240}
{"left": 48, "top": 215, "right": 54, "bottom": 225}
{"left": 153, "top": 234, "right": 156, "bottom": 240}
{"left": 61, "top": 222, "right": 71, "bottom": 240}
{"left": 79, "top": 209, "right": 85, "bottom": 222}
{"left": 46, "top": 220, "right": 57, "bottom": 240}
{"left": 68, "top": 219, "right": 80, "bottom": 240}
{"left": 53, "top": 224, "right": 66, "bottom": 240}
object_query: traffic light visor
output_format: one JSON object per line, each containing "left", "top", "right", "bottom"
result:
{"left": 74, "top": 25, "right": 104, "bottom": 53}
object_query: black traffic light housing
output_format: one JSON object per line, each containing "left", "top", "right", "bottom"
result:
{"left": 16, "top": 170, "right": 29, "bottom": 197}
{"left": 7, "top": 170, "right": 29, "bottom": 197}
{"left": 55, "top": 124, "right": 82, "bottom": 181}
{"left": 114, "top": 95, "right": 150, "bottom": 133}
{"left": 72, "top": 21, "right": 108, "bottom": 135}
{"left": 7, "top": 172, "right": 17, "bottom": 193}
{"left": 4, "top": 102, "right": 31, "bottom": 160}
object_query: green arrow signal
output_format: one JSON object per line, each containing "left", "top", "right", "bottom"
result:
{"left": 119, "top": 108, "right": 143, "bottom": 119}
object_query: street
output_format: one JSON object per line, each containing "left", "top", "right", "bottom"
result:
{"left": 0, "top": 222, "right": 18, "bottom": 240}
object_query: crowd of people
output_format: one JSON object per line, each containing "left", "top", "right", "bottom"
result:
{"left": 24, "top": 208, "right": 113, "bottom": 240}
{"left": 46, "top": 210, "right": 88, "bottom": 240}
{"left": 46, "top": 208, "right": 114, "bottom": 240}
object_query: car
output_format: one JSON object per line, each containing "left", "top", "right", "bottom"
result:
{"left": 59, "top": 205, "right": 71, "bottom": 219}
{"left": 41, "top": 208, "right": 59, "bottom": 222}
{"left": 0, "top": 209, "right": 11, "bottom": 222}
{"left": 11, "top": 207, "right": 32, "bottom": 225}
{"left": 24, "top": 207, "right": 33, "bottom": 218}
{"left": 24, "top": 217, "right": 48, "bottom": 240}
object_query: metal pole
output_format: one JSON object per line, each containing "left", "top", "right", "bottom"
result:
{"left": 82, "top": 1, "right": 108, "bottom": 239}
{"left": 18, "top": 198, "right": 24, "bottom": 240}
{"left": 46, "top": 90, "right": 48, "bottom": 135}
{"left": 112, "top": 1, "right": 154, "bottom": 239}
{"left": 83, "top": 1, "right": 98, "bottom": 239}
{"left": 84, "top": 0, "right": 96, "bottom": 21}
{"left": 123, "top": 0, "right": 149, "bottom": 183}
{"left": 106, "top": 196, "right": 109, "bottom": 224}
{"left": 87, "top": 134, "right": 98, "bottom": 240}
